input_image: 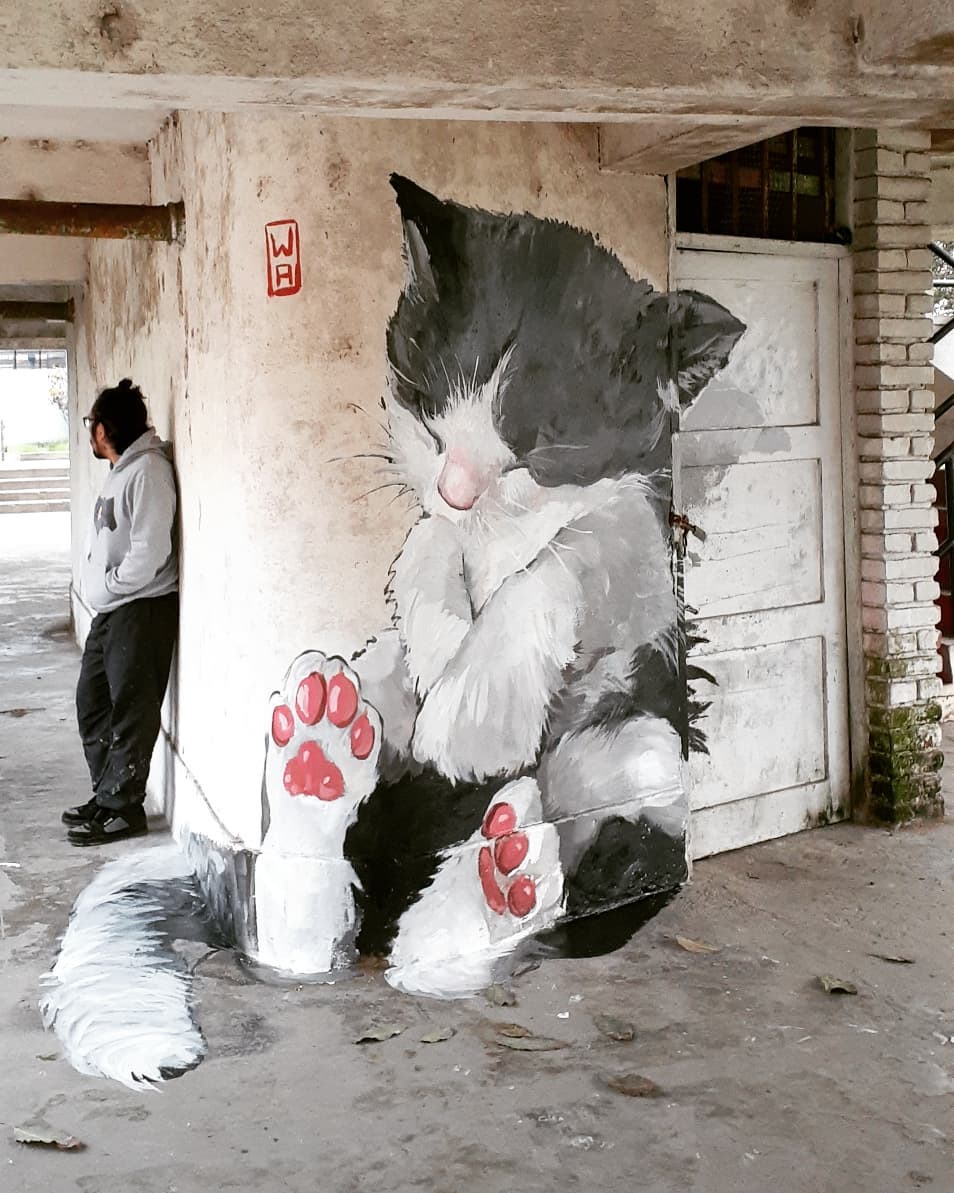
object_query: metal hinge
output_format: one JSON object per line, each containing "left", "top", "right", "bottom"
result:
{"left": 669, "top": 511, "right": 707, "bottom": 545}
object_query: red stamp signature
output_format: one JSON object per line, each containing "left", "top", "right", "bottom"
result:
{"left": 265, "top": 219, "right": 302, "bottom": 297}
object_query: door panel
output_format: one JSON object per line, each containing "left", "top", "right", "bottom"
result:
{"left": 674, "top": 249, "right": 850, "bottom": 859}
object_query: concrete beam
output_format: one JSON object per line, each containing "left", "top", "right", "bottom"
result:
{"left": 0, "top": 138, "right": 151, "bottom": 286}
{"left": 0, "top": 337, "right": 66, "bottom": 349}
{"left": 0, "top": 200, "right": 182, "bottom": 241}
{"left": 0, "top": 300, "right": 73, "bottom": 321}
{"left": 0, "top": 319, "right": 68, "bottom": 340}
{"left": 598, "top": 118, "right": 799, "bottom": 175}
{"left": 0, "top": 285, "right": 71, "bottom": 303}
{"left": 0, "top": 2, "right": 953, "bottom": 125}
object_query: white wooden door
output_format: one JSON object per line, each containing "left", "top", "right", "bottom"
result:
{"left": 674, "top": 247, "right": 851, "bottom": 859}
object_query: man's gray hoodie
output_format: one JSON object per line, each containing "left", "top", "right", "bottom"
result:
{"left": 82, "top": 429, "right": 178, "bottom": 613}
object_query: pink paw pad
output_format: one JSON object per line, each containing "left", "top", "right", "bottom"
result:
{"left": 284, "top": 742, "right": 344, "bottom": 801}
{"left": 270, "top": 663, "right": 377, "bottom": 802}
{"left": 477, "top": 800, "right": 537, "bottom": 919}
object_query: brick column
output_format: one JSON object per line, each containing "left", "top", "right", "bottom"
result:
{"left": 854, "top": 128, "right": 944, "bottom": 821}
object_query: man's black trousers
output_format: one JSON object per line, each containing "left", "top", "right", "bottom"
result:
{"left": 76, "top": 593, "right": 178, "bottom": 812}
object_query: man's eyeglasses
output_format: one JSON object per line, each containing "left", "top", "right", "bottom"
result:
{"left": 82, "top": 416, "right": 97, "bottom": 430}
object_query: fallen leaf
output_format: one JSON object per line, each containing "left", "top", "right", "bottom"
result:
{"left": 0, "top": 708, "right": 41, "bottom": 718}
{"left": 354, "top": 1023, "right": 405, "bottom": 1044}
{"left": 35, "top": 1052, "right": 59, "bottom": 1062}
{"left": 593, "top": 1014, "right": 635, "bottom": 1042}
{"left": 868, "top": 952, "right": 914, "bottom": 965}
{"left": 495, "top": 1022, "right": 532, "bottom": 1038}
{"left": 419, "top": 1027, "right": 455, "bottom": 1044}
{"left": 602, "top": 1073, "right": 663, "bottom": 1098}
{"left": 486, "top": 984, "right": 517, "bottom": 1007}
{"left": 494, "top": 1034, "right": 569, "bottom": 1052}
{"left": 674, "top": 936, "right": 721, "bottom": 955}
{"left": 14, "top": 1126, "right": 84, "bottom": 1150}
{"left": 818, "top": 974, "right": 858, "bottom": 995}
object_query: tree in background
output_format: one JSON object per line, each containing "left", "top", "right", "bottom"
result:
{"left": 47, "top": 367, "right": 68, "bottom": 425}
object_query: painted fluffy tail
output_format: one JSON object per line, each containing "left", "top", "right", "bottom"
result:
{"left": 39, "top": 844, "right": 207, "bottom": 1091}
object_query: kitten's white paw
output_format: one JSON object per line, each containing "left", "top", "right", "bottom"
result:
{"left": 385, "top": 777, "right": 565, "bottom": 998}
{"left": 254, "top": 651, "right": 382, "bottom": 976}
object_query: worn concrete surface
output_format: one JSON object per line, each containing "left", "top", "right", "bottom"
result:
{"left": 1, "top": 511, "right": 953, "bottom": 1193}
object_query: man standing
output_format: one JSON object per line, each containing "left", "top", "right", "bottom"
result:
{"left": 63, "top": 379, "right": 179, "bottom": 845}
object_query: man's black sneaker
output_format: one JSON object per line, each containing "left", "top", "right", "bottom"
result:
{"left": 61, "top": 797, "right": 100, "bottom": 827}
{"left": 67, "top": 807, "right": 148, "bottom": 847}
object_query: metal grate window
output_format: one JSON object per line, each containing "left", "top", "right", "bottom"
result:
{"left": 0, "top": 348, "right": 68, "bottom": 370}
{"left": 676, "top": 128, "right": 838, "bottom": 243}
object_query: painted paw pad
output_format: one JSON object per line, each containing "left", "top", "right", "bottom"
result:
{"left": 478, "top": 801, "right": 538, "bottom": 919}
{"left": 269, "top": 656, "right": 380, "bottom": 803}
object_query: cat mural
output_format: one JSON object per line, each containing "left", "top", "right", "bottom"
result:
{"left": 40, "top": 176, "right": 746, "bottom": 1087}
{"left": 251, "top": 176, "right": 746, "bottom": 998}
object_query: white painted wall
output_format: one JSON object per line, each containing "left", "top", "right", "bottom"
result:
{"left": 71, "top": 111, "right": 669, "bottom": 849}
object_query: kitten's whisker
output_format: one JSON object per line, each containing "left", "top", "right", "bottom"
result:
{"left": 525, "top": 443, "right": 590, "bottom": 456}
{"left": 329, "top": 452, "right": 395, "bottom": 463}
{"left": 388, "top": 364, "right": 420, "bottom": 390}
{"left": 438, "top": 355, "right": 453, "bottom": 395}
{"left": 352, "top": 482, "right": 406, "bottom": 503}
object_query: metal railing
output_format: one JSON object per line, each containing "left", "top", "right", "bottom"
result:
{"left": 931, "top": 241, "right": 954, "bottom": 346}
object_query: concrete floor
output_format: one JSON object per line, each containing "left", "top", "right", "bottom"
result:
{"left": 1, "top": 511, "right": 953, "bottom": 1193}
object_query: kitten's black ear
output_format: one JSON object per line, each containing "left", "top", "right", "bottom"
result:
{"left": 661, "top": 290, "right": 746, "bottom": 409}
{"left": 390, "top": 174, "right": 448, "bottom": 301}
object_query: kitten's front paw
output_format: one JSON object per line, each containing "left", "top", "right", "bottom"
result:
{"left": 253, "top": 652, "right": 382, "bottom": 977}
{"left": 263, "top": 651, "right": 382, "bottom": 850}
{"left": 411, "top": 671, "right": 537, "bottom": 783}
{"left": 386, "top": 777, "right": 565, "bottom": 998}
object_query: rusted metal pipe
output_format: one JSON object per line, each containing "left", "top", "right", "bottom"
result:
{"left": 0, "top": 200, "right": 183, "bottom": 242}
{"left": 0, "top": 300, "right": 74, "bottom": 322}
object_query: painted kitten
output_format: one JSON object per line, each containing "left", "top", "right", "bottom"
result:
{"left": 252, "top": 176, "right": 745, "bottom": 996}
{"left": 41, "top": 176, "right": 746, "bottom": 1088}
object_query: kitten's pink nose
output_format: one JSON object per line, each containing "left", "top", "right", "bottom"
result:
{"left": 437, "top": 452, "right": 482, "bottom": 511}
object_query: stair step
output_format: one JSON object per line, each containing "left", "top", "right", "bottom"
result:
{"left": 0, "top": 499, "right": 70, "bottom": 514}
{"left": 0, "top": 468, "right": 71, "bottom": 482}
{"left": 0, "top": 486, "right": 71, "bottom": 501}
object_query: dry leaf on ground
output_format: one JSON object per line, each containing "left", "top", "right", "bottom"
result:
{"left": 602, "top": 1073, "right": 663, "bottom": 1098}
{"left": 818, "top": 975, "right": 858, "bottom": 995}
{"left": 354, "top": 1023, "right": 405, "bottom": 1044}
{"left": 494, "top": 1033, "right": 569, "bottom": 1052}
{"left": 419, "top": 1027, "right": 455, "bottom": 1044}
{"left": 14, "top": 1126, "right": 85, "bottom": 1150}
{"left": 593, "top": 1014, "right": 635, "bottom": 1042}
{"left": 674, "top": 935, "right": 721, "bottom": 955}
{"left": 495, "top": 1022, "right": 532, "bottom": 1038}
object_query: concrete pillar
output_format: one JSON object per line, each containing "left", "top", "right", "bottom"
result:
{"left": 853, "top": 128, "right": 944, "bottom": 821}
